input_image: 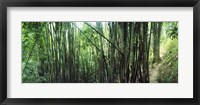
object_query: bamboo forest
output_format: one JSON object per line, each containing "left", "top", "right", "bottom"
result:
{"left": 22, "top": 22, "right": 178, "bottom": 83}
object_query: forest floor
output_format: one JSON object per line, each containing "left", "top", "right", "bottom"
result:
{"left": 149, "top": 63, "right": 162, "bottom": 83}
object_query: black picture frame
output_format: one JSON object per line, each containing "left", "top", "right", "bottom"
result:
{"left": 0, "top": 0, "right": 200, "bottom": 105}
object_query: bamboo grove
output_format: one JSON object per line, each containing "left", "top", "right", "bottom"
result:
{"left": 22, "top": 22, "right": 178, "bottom": 83}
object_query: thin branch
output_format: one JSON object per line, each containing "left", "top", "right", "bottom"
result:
{"left": 72, "top": 22, "right": 110, "bottom": 61}
{"left": 72, "top": 22, "right": 101, "bottom": 51}
{"left": 84, "top": 22, "right": 123, "bottom": 55}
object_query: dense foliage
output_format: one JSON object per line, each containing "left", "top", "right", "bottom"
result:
{"left": 22, "top": 22, "right": 178, "bottom": 83}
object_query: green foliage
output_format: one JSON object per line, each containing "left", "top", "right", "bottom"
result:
{"left": 166, "top": 22, "right": 178, "bottom": 40}
{"left": 22, "top": 22, "right": 48, "bottom": 83}
{"left": 157, "top": 39, "right": 178, "bottom": 83}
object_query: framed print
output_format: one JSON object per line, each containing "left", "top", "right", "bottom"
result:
{"left": 0, "top": 0, "right": 200, "bottom": 105}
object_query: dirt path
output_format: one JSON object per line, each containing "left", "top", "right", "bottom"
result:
{"left": 149, "top": 63, "right": 162, "bottom": 83}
